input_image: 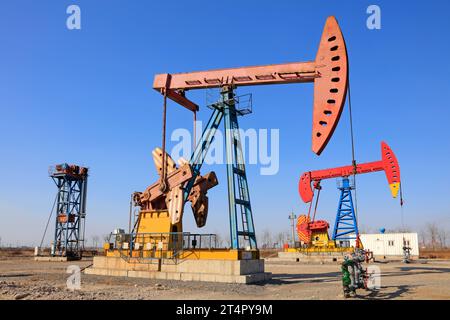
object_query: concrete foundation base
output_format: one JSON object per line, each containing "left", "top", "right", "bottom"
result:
{"left": 265, "top": 251, "right": 352, "bottom": 264}
{"left": 373, "top": 255, "right": 419, "bottom": 262}
{"left": 85, "top": 256, "right": 271, "bottom": 284}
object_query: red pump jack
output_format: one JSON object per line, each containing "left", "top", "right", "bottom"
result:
{"left": 296, "top": 141, "right": 401, "bottom": 245}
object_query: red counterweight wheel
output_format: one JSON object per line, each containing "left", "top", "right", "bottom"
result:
{"left": 296, "top": 215, "right": 312, "bottom": 244}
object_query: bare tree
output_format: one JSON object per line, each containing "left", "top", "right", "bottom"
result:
{"left": 418, "top": 222, "right": 450, "bottom": 249}
{"left": 385, "top": 226, "right": 411, "bottom": 233}
{"left": 395, "top": 226, "right": 411, "bottom": 233}
{"left": 358, "top": 224, "right": 371, "bottom": 234}
{"left": 92, "top": 235, "right": 100, "bottom": 248}
{"left": 214, "top": 233, "right": 224, "bottom": 248}
{"left": 222, "top": 234, "right": 231, "bottom": 248}
{"left": 418, "top": 228, "right": 427, "bottom": 248}
{"left": 261, "top": 229, "right": 272, "bottom": 249}
{"left": 438, "top": 228, "right": 448, "bottom": 249}
{"left": 285, "top": 231, "right": 291, "bottom": 244}
{"left": 272, "top": 232, "right": 286, "bottom": 249}
{"left": 425, "top": 223, "right": 439, "bottom": 249}
{"left": 256, "top": 233, "right": 263, "bottom": 247}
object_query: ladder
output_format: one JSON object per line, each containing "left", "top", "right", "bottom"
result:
{"left": 332, "top": 177, "right": 359, "bottom": 241}
{"left": 222, "top": 87, "right": 257, "bottom": 249}
{"left": 182, "top": 86, "right": 257, "bottom": 250}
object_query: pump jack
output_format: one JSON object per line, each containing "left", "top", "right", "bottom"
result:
{"left": 104, "top": 16, "right": 350, "bottom": 261}
{"left": 296, "top": 142, "right": 401, "bottom": 249}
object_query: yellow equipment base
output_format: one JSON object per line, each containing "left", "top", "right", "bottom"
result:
{"left": 105, "top": 248, "right": 260, "bottom": 261}
{"left": 105, "top": 209, "right": 261, "bottom": 261}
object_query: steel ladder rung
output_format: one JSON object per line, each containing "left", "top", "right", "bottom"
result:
{"left": 238, "top": 231, "right": 255, "bottom": 236}
{"left": 233, "top": 167, "right": 245, "bottom": 176}
{"left": 235, "top": 199, "right": 250, "bottom": 207}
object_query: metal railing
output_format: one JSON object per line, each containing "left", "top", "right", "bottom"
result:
{"left": 207, "top": 93, "right": 253, "bottom": 116}
{"left": 107, "top": 232, "right": 218, "bottom": 264}
{"left": 336, "top": 176, "right": 355, "bottom": 189}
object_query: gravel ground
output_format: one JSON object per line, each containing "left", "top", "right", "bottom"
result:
{"left": 0, "top": 257, "right": 449, "bottom": 300}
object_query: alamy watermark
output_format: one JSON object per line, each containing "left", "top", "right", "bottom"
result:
{"left": 66, "top": 5, "right": 81, "bottom": 30}
{"left": 66, "top": 265, "right": 81, "bottom": 291}
{"left": 366, "top": 265, "right": 381, "bottom": 290}
{"left": 367, "top": 5, "right": 381, "bottom": 30}
{"left": 170, "top": 122, "right": 280, "bottom": 176}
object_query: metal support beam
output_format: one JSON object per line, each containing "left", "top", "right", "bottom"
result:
{"left": 332, "top": 178, "right": 359, "bottom": 241}
{"left": 153, "top": 62, "right": 317, "bottom": 91}
{"left": 184, "top": 107, "right": 224, "bottom": 200}
{"left": 222, "top": 87, "right": 257, "bottom": 249}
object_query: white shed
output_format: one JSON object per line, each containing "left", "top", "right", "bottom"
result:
{"left": 358, "top": 233, "right": 419, "bottom": 258}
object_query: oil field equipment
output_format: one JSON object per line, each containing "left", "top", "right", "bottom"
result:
{"left": 402, "top": 238, "right": 412, "bottom": 263}
{"left": 48, "top": 163, "right": 88, "bottom": 259}
{"left": 341, "top": 248, "right": 374, "bottom": 298}
{"left": 103, "top": 16, "right": 349, "bottom": 263}
{"left": 296, "top": 141, "right": 401, "bottom": 249}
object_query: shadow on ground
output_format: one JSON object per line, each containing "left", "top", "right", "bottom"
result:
{"left": 398, "top": 266, "right": 450, "bottom": 273}
{"left": 358, "top": 285, "right": 418, "bottom": 299}
{"left": 380, "top": 265, "right": 450, "bottom": 279}
{"left": 267, "top": 272, "right": 340, "bottom": 285}
{"left": 0, "top": 273, "right": 34, "bottom": 278}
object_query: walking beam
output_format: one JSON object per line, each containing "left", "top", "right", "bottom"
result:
{"left": 153, "top": 16, "right": 349, "bottom": 155}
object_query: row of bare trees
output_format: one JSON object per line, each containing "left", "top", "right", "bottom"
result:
{"left": 207, "top": 231, "right": 291, "bottom": 249}
{"left": 419, "top": 223, "right": 448, "bottom": 249}
{"left": 85, "top": 232, "right": 293, "bottom": 249}
{"left": 257, "top": 229, "right": 291, "bottom": 249}
{"left": 84, "top": 235, "right": 110, "bottom": 249}
{"left": 83, "top": 222, "right": 449, "bottom": 250}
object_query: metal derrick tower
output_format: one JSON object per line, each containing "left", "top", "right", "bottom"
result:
{"left": 50, "top": 163, "right": 88, "bottom": 259}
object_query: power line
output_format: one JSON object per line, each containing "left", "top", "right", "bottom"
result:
{"left": 347, "top": 77, "right": 359, "bottom": 227}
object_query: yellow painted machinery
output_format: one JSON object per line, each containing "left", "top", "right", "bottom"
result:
{"left": 285, "top": 215, "right": 353, "bottom": 253}
{"left": 103, "top": 148, "right": 260, "bottom": 261}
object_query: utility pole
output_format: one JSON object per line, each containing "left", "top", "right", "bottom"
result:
{"left": 288, "top": 212, "right": 297, "bottom": 247}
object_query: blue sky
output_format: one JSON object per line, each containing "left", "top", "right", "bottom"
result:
{"left": 0, "top": 0, "right": 449, "bottom": 246}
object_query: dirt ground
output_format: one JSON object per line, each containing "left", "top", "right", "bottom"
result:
{"left": 0, "top": 256, "right": 449, "bottom": 300}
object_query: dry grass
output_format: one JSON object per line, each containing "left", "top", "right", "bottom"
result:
{"left": 0, "top": 247, "right": 101, "bottom": 258}
{"left": 259, "top": 249, "right": 279, "bottom": 258}
{"left": 419, "top": 248, "right": 450, "bottom": 259}
{"left": 0, "top": 248, "right": 34, "bottom": 258}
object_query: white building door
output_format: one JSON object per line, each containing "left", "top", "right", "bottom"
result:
{"left": 375, "top": 239, "right": 385, "bottom": 256}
